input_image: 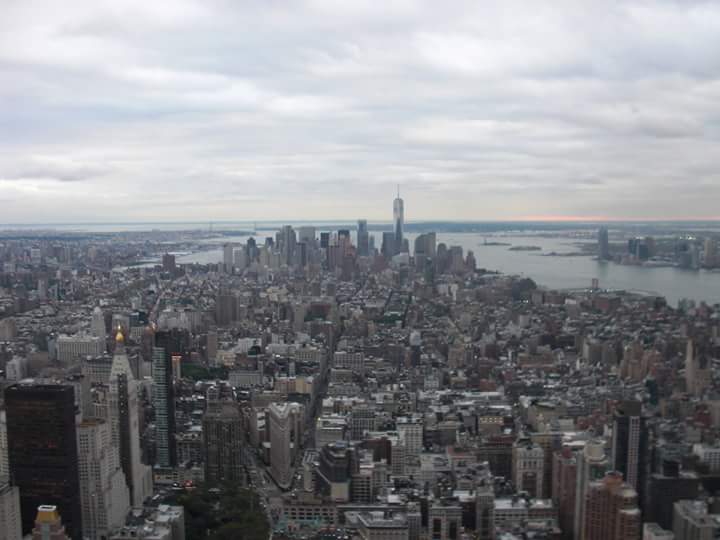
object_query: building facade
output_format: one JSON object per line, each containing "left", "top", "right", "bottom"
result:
{"left": 611, "top": 401, "right": 648, "bottom": 505}
{"left": 5, "top": 382, "right": 82, "bottom": 540}
{"left": 584, "top": 472, "right": 641, "bottom": 540}
{"left": 512, "top": 440, "right": 545, "bottom": 498}
{"left": 152, "top": 331, "right": 179, "bottom": 468}
{"left": 203, "top": 403, "right": 244, "bottom": 485}
{"left": 268, "top": 402, "right": 303, "bottom": 489}
{"left": 109, "top": 333, "right": 153, "bottom": 507}
{"left": 0, "top": 482, "right": 21, "bottom": 540}
{"left": 77, "top": 419, "right": 129, "bottom": 540}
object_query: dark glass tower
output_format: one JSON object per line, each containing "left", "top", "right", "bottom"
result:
{"left": 153, "top": 330, "right": 184, "bottom": 468}
{"left": 320, "top": 232, "right": 330, "bottom": 249}
{"left": 357, "top": 220, "right": 369, "bottom": 256}
{"left": 5, "top": 382, "right": 82, "bottom": 540}
{"left": 203, "top": 402, "right": 244, "bottom": 485}
{"left": 598, "top": 227, "right": 610, "bottom": 260}
{"left": 611, "top": 400, "right": 648, "bottom": 510}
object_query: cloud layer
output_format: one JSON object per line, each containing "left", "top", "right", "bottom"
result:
{"left": 1, "top": 0, "right": 719, "bottom": 222}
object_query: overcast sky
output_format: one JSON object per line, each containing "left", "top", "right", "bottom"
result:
{"left": 1, "top": 0, "right": 719, "bottom": 223}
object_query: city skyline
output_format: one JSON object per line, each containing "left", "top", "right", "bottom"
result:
{"left": 5, "top": 216, "right": 720, "bottom": 228}
{"left": 0, "top": 185, "right": 720, "bottom": 540}
{"left": 2, "top": 1, "right": 720, "bottom": 223}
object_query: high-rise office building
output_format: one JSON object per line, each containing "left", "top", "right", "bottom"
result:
{"left": 37, "top": 276, "right": 48, "bottom": 301}
{"left": 91, "top": 307, "right": 106, "bottom": 339}
{"left": 397, "top": 417, "right": 423, "bottom": 457}
{"left": 246, "top": 237, "right": 258, "bottom": 262}
{"left": 574, "top": 439, "right": 609, "bottom": 540}
{"left": 279, "top": 225, "right": 297, "bottom": 266}
{"left": 298, "top": 226, "right": 316, "bottom": 245}
{"left": 77, "top": 419, "right": 129, "bottom": 540}
{"left": 296, "top": 241, "right": 308, "bottom": 268}
{"left": 553, "top": 447, "right": 577, "bottom": 540}
{"left": 475, "top": 486, "right": 495, "bottom": 540}
{"left": 233, "top": 246, "right": 247, "bottom": 270}
{"left": 0, "top": 482, "right": 21, "bottom": 540}
{"left": 644, "top": 459, "right": 700, "bottom": 532}
{"left": 611, "top": 401, "right": 648, "bottom": 506}
{"left": 268, "top": 402, "right": 303, "bottom": 489}
{"left": 584, "top": 471, "right": 641, "bottom": 540}
{"left": 0, "top": 411, "right": 8, "bottom": 483}
{"left": 381, "top": 232, "right": 397, "bottom": 259}
{"left": 350, "top": 406, "right": 376, "bottom": 441}
{"left": 357, "top": 220, "right": 369, "bottom": 257}
{"left": 628, "top": 237, "right": 652, "bottom": 260}
{"left": 0, "top": 319, "right": 16, "bottom": 342}
{"left": 512, "top": 439, "right": 544, "bottom": 498}
{"left": 414, "top": 232, "right": 437, "bottom": 259}
{"left": 206, "top": 329, "right": 218, "bottom": 365}
{"left": 152, "top": 331, "right": 179, "bottom": 468}
{"left": 316, "top": 442, "right": 354, "bottom": 503}
{"left": 673, "top": 500, "right": 719, "bottom": 540}
{"left": 686, "top": 338, "right": 712, "bottom": 397}
{"left": 215, "top": 290, "right": 236, "bottom": 327}
{"left": 704, "top": 238, "right": 718, "bottom": 268}
{"left": 5, "top": 382, "right": 82, "bottom": 540}
{"left": 109, "top": 332, "right": 152, "bottom": 507}
{"left": 530, "top": 431, "right": 563, "bottom": 501}
{"left": 203, "top": 402, "right": 244, "bottom": 485}
{"left": 223, "top": 243, "right": 234, "bottom": 273}
{"left": 320, "top": 232, "right": 330, "bottom": 249}
{"left": 161, "top": 253, "right": 176, "bottom": 273}
{"left": 429, "top": 501, "right": 462, "bottom": 540}
{"left": 393, "top": 187, "right": 405, "bottom": 254}
{"left": 598, "top": 227, "right": 610, "bottom": 260}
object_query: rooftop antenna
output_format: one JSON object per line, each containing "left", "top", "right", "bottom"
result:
{"left": 397, "top": 184, "right": 400, "bottom": 198}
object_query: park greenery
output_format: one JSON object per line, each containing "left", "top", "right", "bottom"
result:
{"left": 176, "top": 484, "right": 270, "bottom": 540}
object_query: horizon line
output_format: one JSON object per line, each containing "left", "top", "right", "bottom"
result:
{"left": 1, "top": 217, "right": 720, "bottom": 227}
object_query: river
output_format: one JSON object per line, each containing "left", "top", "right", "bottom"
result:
{"left": 168, "top": 230, "right": 720, "bottom": 306}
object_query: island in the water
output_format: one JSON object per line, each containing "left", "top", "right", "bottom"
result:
{"left": 509, "top": 245, "right": 542, "bottom": 251}
{"left": 542, "top": 251, "right": 588, "bottom": 257}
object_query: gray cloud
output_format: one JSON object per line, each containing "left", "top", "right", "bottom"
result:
{"left": 0, "top": 0, "right": 719, "bottom": 222}
{"left": 0, "top": 160, "right": 110, "bottom": 183}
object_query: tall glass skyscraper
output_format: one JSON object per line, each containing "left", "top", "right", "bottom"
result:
{"left": 357, "top": 219, "right": 369, "bottom": 256}
{"left": 153, "top": 330, "right": 182, "bottom": 468}
{"left": 5, "top": 382, "right": 82, "bottom": 540}
{"left": 393, "top": 187, "right": 404, "bottom": 254}
{"left": 598, "top": 227, "right": 610, "bottom": 260}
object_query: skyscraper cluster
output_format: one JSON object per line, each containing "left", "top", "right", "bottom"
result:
{"left": 0, "top": 327, "right": 167, "bottom": 540}
{"left": 3, "top": 192, "right": 720, "bottom": 540}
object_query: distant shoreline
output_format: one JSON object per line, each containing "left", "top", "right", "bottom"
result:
{"left": 3, "top": 219, "right": 720, "bottom": 236}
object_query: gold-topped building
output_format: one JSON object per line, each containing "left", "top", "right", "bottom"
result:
{"left": 31, "top": 505, "right": 70, "bottom": 540}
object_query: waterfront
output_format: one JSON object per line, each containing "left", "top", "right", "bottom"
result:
{"left": 8, "top": 221, "right": 717, "bottom": 306}
{"left": 174, "top": 231, "right": 720, "bottom": 306}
